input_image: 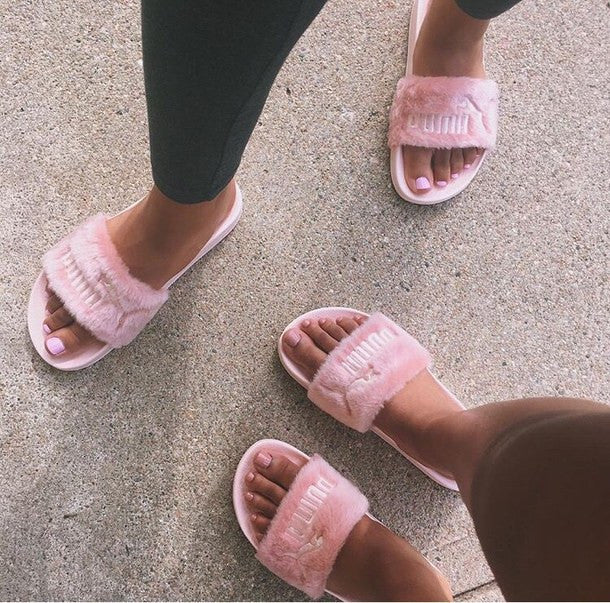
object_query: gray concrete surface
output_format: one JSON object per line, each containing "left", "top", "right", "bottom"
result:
{"left": 1, "top": 0, "right": 608, "bottom": 600}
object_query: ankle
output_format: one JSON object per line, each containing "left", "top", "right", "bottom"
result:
{"left": 424, "top": 0, "right": 490, "bottom": 38}
{"left": 371, "top": 370, "right": 466, "bottom": 477}
{"left": 417, "top": 28, "right": 485, "bottom": 56}
{"left": 329, "top": 518, "right": 446, "bottom": 601}
{"left": 374, "top": 371, "right": 461, "bottom": 436}
{"left": 333, "top": 518, "right": 452, "bottom": 601}
{"left": 144, "top": 180, "right": 235, "bottom": 222}
{"left": 416, "top": 0, "right": 488, "bottom": 58}
{"left": 413, "top": 26, "right": 485, "bottom": 77}
{"left": 105, "top": 179, "right": 235, "bottom": 287}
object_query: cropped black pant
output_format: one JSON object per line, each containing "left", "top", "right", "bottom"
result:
{"left": 141, "top": 0, "right": 521, "bottom": 203}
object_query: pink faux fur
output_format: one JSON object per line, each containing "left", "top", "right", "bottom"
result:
{"left": 388, "top": 75, "right": 499, "bottom": 149}
{"left": 42, "top": 215, "right": 168, "bottom": 347}
{"left": 256, "top": 455, "right": 368, "bottom": 599}
{"left": 308, "top": 313, "right": 431, "bottom": 433}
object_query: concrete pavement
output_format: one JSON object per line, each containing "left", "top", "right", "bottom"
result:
{"left": 1, "top": 0, "right": 608, "bottom": 599}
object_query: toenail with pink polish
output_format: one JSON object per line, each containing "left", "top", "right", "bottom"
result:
{"left": 246, "top": 472, "right": 255, "bottom": 482}
{"left": 245, "top": 492, "right": 254, "bottom": 501}
{"left": 255, "top": 452, "right": 272, "bottom": 468}
{"left": 436, "top": 180, "right": 448, "bottom": 188}
{"left": 43, "top": 324, "right": 51, "bottom": 334}
{"left": 46, "top": 337, "right": 65, "bottom": 355}
{"left": 464, "top": 163, "right": 471, "bottom": 169}
{"left": 301, "top": 320, "right": 310, "bottom": 328}
{"left": 415, "top": 177, "right": 431, "bottom": 190}
{"left": 284, "top": 329, "right": 301, "bottom": 347}
{"left": 451, "top": 173, "right": 459, "bottom": 179}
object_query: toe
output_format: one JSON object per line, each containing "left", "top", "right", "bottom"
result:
{"left": 449, "top": 148, "right": 464, "bottom": 179}
{"left": 463, "top": 147, "right": 478, "bottom": 169}
{"left": 336, "top": 316, "right": 361, "bottom": 334}
{"left": 281, "top": 328, "right": 327, "bottom": 380}
{"left": 247, "top": 472, "right": 286, "bottom": 506}
{"left": 319, "top": 318, "right": 349, "bottom": 342}
{"left": 245, "top": 452, "right": 308, "bottom": 544}
{"left": 301, "top": 320, "right": 341, "bottom": 354}
{"left": 45, "top": 322, "right": 95, "bottom": 356}
{"left": 250, "top": 513, "right": 271, "bottom": 534}
{"left": 402, "top": 145, "right": 434, "bottom": 194}
{"left": 43, "top": 305, "right": 74, "bottom": 333}
{"left": 254, "top": 451, "right": 304, "bottom": 490}
{"left": 245, "top": 491, "right": 277, "bottom": 518}
{"left": 45, "top": 292, "right": 63, "bottom": 315}
{"left": 432, "top": 149, "right": 451, "bottom": 187}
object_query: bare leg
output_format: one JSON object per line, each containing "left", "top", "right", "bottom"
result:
{"left": 43, "top": 181, "right": 235, "bottom": 355}
{"left": 373, "top": 384, "right": 610, "bottom": 600}
{"left": 281, "top": 316, "right": 610, "bottom": 600}
{"left": 245, "top": 449, "right": 453, "bottom": 601}
{"left": 404, "top": 0, "right": 489, "bottom": 192}
{"left": 376, "top": 384, "right": 608, "bottom": 507}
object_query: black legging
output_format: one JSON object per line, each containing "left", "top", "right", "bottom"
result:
{"left": 456, "top": 0, "right": 522, "bottom": 19}
{"left": 141, "top": 0, "right": 521, "bottom": 204}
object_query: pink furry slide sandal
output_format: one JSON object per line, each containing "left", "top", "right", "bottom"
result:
{"left": 389, "top": 0, "right": 499, "bottom": 205}
{"left": 233, "top": 439, "right": 373, "bottom": 600}
{"left": 278, "top": 307, "right": 464, "bottom": 491}
{"left": 27, "top": 185, "right": 243, "bottom": 371}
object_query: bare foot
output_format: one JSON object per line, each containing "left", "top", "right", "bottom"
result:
{"left": 42, "top": 180, "right": 236, "bottom": 356}
{"left": 281, "top": 315, "right": 463, "bottom": 480}
{"left": 403, "top": 0, "right": 489, "bottom": 194}
{"left": 245, "top": 449, "right": 452, "bottom": 601}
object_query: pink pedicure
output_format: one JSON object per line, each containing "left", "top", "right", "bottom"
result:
{"left": 255, "top": 452, "right": 272, "bottom": 468}
{"left": 415, "top": 176, "right": 431, "bottom": 190}
{"left": 451, "top": 173, "right": 459, "bottom": 179}
{"left": 245, "top": 492, "right": 254, "bottom": 501}
{"left": 251, "top": 514, "right": 258, "bottom": 521}
{"left": 436, "top": 180, "right": 448, "bottom": 188}
{"left": 284, "top": 329, "right": 301, "bottom": 347}
{"left": 43, "top": 324, "right": 51, "bottom": 334}
{"left": 246, "top": 472, "right": 255, "bottom": 482}
{"left": 464, "top": 163, "right": 471, "bottom": 169}
{"left": 46, "top": 337, "right": 65, "bottom": 356}
{"left": 301, "top": 320, "right": 311, "bottom": 328}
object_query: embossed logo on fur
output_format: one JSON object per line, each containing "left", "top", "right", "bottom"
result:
{"left": 407, "top": 95, "right": 487, "bottom": 136}
{"left": 336, "top": 328, "right": 396, "bottom": 416}
{"left": 62, "top": 250, "right": 103, "bottom": 308}
{"left": 283, "top": 477, "right": 335, "bottom": 560}
{"left": 341, "top": 327, "right": 396, "bottom": 376}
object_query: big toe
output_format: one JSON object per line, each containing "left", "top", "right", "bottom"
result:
{"left": 254, "top": 450, "right": 305, "bottom": 490}
{"left": 281, "top": 328, "right": 325, "bottom": 381}
{"left": 281, "top": 316, "right": 365, "bottom": 380}
{"left": 45, "top": 322, "right": 97, "bottom": 356}
{"left": 403, "top": 145, "right": 434, "bottom": 194}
